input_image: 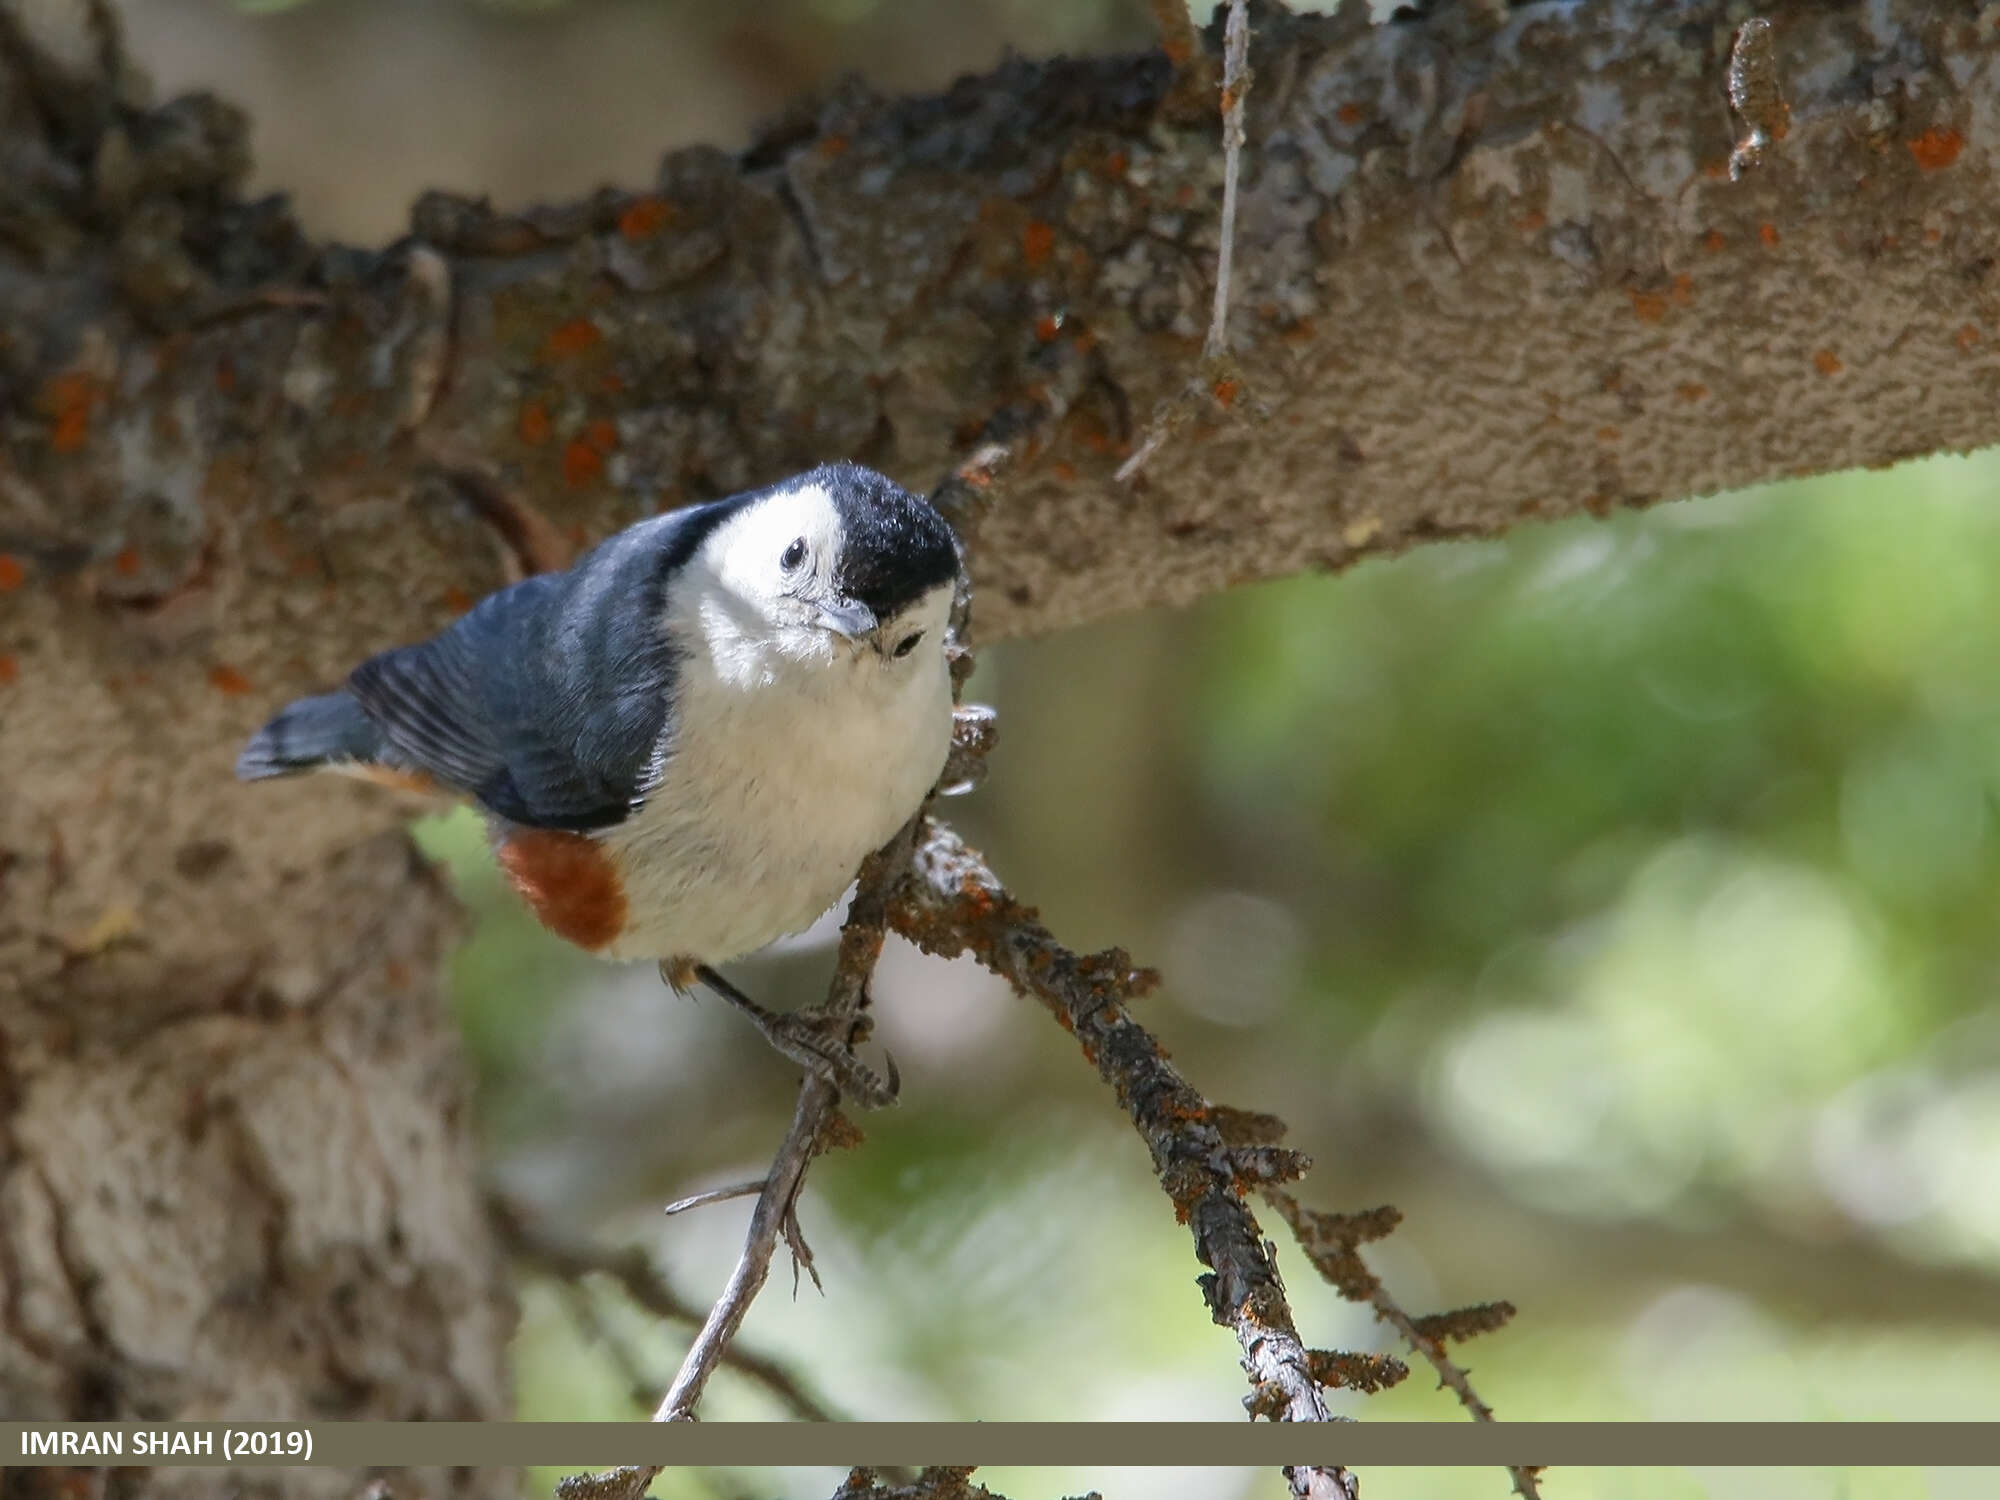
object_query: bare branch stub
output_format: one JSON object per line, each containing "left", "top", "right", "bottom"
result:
{"left": 1726, "top": 16, "right": 1787, "bottom": 181}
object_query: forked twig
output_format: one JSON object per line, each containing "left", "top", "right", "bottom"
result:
{"left": 651, "top": 818, "right": 923, "bottom": 1426}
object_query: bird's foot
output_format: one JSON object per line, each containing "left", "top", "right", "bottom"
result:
{"left": 665, "top": 961, "right": 900, "bottom": 1108}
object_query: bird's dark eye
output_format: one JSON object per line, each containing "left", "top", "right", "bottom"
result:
{"left": 781, "top": 537, "right": 807, "bottom": 571}
{"left": 892, "top": 631, "right": 923, "bottom": 659}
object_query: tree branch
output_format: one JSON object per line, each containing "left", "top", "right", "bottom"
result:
{"left": 10, "top": 0, "right": 1994, "bottom": 1004}
{"left": 890, "top": 817, "right": 1361, "bottom": 1500}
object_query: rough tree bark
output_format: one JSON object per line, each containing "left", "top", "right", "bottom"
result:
{"left": 3, "top": 0, "right": 1997, "bottom": 1490}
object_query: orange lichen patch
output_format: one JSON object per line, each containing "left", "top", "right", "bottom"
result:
{"left": 1213, "top": 378, "right": 1239, "bottom": 408}
{"left": 1513, "top": 209, "right": 1546, "bottom": 234}
{"left": 208, "top": 665, "right": 252, "bottom": 695}
{"left": 1702, "top": 229, "right": 1726, "bottom": 252}
{"left": 0, "top": 554, "right": 24, "bottom": 590}
{"left": 1677, "top": 382, "right": 1708, "bottom": 402}
{"left": 818, "top": 1111, "right": 866, "bottom": 1154}
{"left": 1596, "top": 426, "right": 1621, "bottom": 442}
{"left": 517, "top": 400, "right": 551, "bottom": 445}
{"left": 583, "top": 418, "right": 618, "bottom": 453}
{"left": 385, "top": 960, "right": 411, "bottom": 988}
{"left": 113, "top": 548, "right": 141, "bottom": 577}
{"left": 617, "top": 195, "right": 672, "bottom": 240}
{"left": 1813, "top": 348, "right": 1844, "bottom": 375}
{"left": 1106, "top": 150, "right": 1128, "bottom": 177}
{"left": 1034, "top": 313, "right": 1062, "bottom": 343}
{"left": 541, "top": 317, "right": 602, "bottom": 360}
{"left": 599, "top": 372, "right": 625, "bottom": 395}
{"left": 1021, "top": 220, "right": 1054, "bottom": 267}
{"left": 1671, "top": 273, "right": 1694, "bottom": 304}
{"left": 1337, "top": 101, "right": 1366, "bottom": 125}
{"left": 1629, "top": 290, "right": 1667, "bottom": 323}
{"left": 1161, "top": 34, "right": 1194, "bottom": 65}
{"left": 496, "top": 828, "right": 627, "bottom": 951}
{"left": 1957, "top": 323, "right": 1981, "bottom": 351}
{"left": 47, "top": 371, "right": 100, "bottom": 453}
{"left": 0, "top": 655, "right": 16, "bottom": 686}
{"left": 1050, "top": 460, "right": 1077, "bottom": 482}
{"left": 563, "top": 439, "right": 604, "bottom": 488}
{"left": 817, "top": 133, "right": 849, "bottom": 159}
{"left": 1909, "top": 127, "right": 1964, "bottom": 171}
{"left": 1759, "top": 221, "right": 1780, "bottom": 247}
{"left": 442, "top": 585, "right": 474, "bottom": 614}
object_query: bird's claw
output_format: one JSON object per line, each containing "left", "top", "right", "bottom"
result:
{"left": 681, "top": 963, "right": 900, "bottom": 1109}
{"left": 759, "top": 1012, "right": 899, "bottom": 1109}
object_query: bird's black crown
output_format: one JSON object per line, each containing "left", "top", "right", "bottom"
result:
{"left": 812, "top": 462, "right": 961, "bottom": 619}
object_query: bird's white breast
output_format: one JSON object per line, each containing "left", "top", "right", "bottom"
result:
{"left": 594, "top": 614, "right": 951, "bottom": 964}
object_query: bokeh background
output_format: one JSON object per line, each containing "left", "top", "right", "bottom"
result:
{"left": 123, "top": 1, "right": 2000, "bottom": 1497}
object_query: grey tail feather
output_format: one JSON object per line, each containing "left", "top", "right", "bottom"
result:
{"left": 236, "top": 690, "right": 383, "bottom": 781}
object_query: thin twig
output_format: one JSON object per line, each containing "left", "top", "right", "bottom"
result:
{"left": 662, "top": 1179, "right": 767, "bottom": 1217}
{"left": 890, "top": 817, "right": 1358, "bottom": 1500}
{"left": 492, "top": 1196, "right": 839, "bottom": 1423}
{"left": 1117, "top": 0, "right": 1253, "bottom": 485}
{"left": 1205, "top": 0, "right": 1251, "bottom": 363}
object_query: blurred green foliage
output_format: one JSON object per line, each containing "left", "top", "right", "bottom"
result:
{"left": 1199, "top": 455, "right": 2000, "bottom": 1249}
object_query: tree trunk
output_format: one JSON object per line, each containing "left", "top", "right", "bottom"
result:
{"left": 3, "top": 0, "right": 1998, "bottom": 1487}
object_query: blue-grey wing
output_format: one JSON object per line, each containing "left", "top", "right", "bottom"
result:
{"left": 347, "top": 502, "right": 737, "bottom": 831}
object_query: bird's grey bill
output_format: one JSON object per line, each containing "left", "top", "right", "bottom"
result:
{"left": 815, "top": 596, "right": 878, "bottom": 641}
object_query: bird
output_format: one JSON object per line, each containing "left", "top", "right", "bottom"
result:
{"left": 237, "top": 461, "right": 963, "bottom": 1102}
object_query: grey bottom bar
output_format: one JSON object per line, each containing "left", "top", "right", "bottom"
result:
{"left": 4, "top": 1423, "right": 1999, "bottom": 1468}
